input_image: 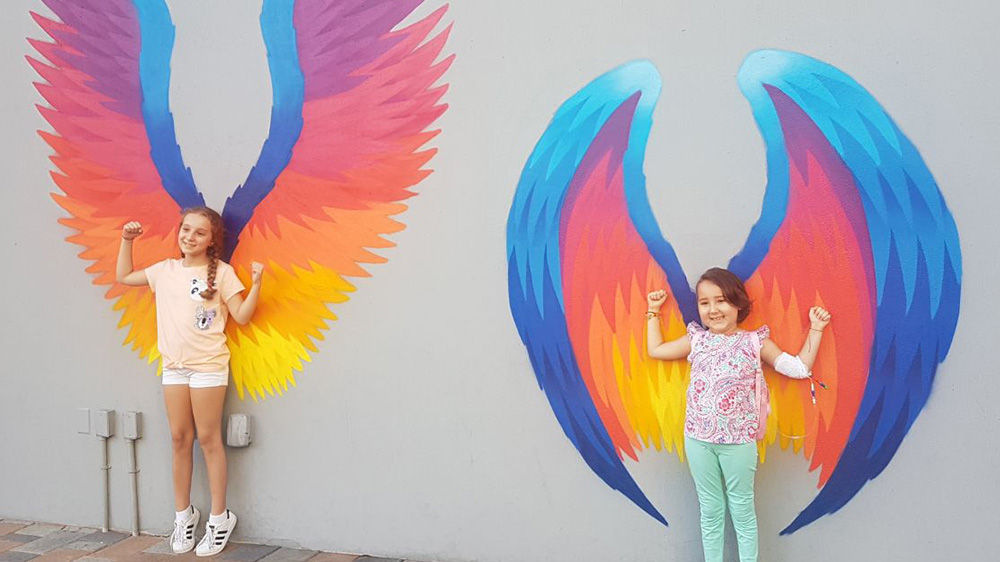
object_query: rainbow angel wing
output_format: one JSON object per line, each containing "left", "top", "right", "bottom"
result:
{"left": 28, "top": 0, "right": 207, "bottom": 366}
{"left": 507, "top": 61, "right": 696, "bottom": 525}
{"left": 29, "top": 0, "right": 453, "bottom": 400}
{"left": 729, "top": 50, "right": 961, "bottom": 533}
{"left": 507, "top": 52, "right": 961, "bottom": 533}
{"left": 222, "top": 0, "right": 453, "bottom": 399}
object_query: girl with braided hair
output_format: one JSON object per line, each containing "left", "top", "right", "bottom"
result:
{"left": 116, "top": 206, "right": 263, "bottom": 556}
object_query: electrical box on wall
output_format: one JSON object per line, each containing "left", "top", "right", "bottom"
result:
{"left": 95, "top": 409, "right": 115, "bottom": 438}
{"left": 226, "top": 413, "right": 251, "bottom": 448}
{"left": 122, "top": 411, "right": 142, "bottom": 439}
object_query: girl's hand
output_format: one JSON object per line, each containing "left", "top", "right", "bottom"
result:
{"left": 809, "top": 306, "right": 832, "bottom": 330}
{"left": 122, "top": 221, "right": 143, "bottom": 241}
{"left": 250, "top": 261, "right": 264, "bottom": 286}
{"left": 647, "top": 289, "right": 668, "bottom": 312}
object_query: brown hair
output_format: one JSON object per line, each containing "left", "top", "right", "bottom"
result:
{"left": 179, "top": 207, "right": 225, "bottom": 300}
{"left": 697, "top": 267, "right": 753, "bottom": 323}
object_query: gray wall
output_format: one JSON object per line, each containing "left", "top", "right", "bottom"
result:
{"left": 2, "top": 0, "right": 998, "bottom": 560}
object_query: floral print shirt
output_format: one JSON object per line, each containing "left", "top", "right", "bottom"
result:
{"left": 684, "top": 322, "right": 769, "bottom": 444}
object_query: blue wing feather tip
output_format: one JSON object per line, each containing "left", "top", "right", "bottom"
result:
{"left": 508, "top": 252, "right": 668, "bottom": 526}
{"left": 507, "top": 59, "right": 675, "bottom": 527}
{"left": 733, "top": 49, "right": 962, "bottom": 534}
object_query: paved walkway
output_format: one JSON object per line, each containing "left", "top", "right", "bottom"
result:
{"left": 0, "top": 520, "right": 427, "bottom": 562}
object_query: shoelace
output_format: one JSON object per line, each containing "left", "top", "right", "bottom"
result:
{"left": 172, "top": 520, "right": 189, "bottom": 547}
{"left": 198, "top": 523, "right": 220, "bottom": 549}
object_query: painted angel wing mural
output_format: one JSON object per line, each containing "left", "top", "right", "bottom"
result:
{"left": 30, "top": 0, "right": 453, "bottom": 400}
{"left": 220, "top": 0, "right": 452, "bottom": 399}
{"left": 507, "top": 61, "right": 696, "bottom": 525}
{"left": 29, "top": 0, "right": 203, "bottom": 367}
{"left": 506, "top": 52, "right": 961, "bottom": 533}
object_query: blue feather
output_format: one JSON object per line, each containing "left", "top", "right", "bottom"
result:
{"left": 135, "top": 0, "right": 204, "bottom": 210}
{"left": 507, "top": 251, "right": 665, "bottom": 524}
{"left": 731, "top": 50, "right": 961, "bottom": 535}
{"left": 221, "top": 0, "right": 305, "bottom": 260}
{"left": 506, "top": 60, "right": 681, "bottom": 525}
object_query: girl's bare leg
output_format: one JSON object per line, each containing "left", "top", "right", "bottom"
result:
{"left": 191, "top": 386, "right": 228, "bottom": 515}
{"left": 163, "top": 385, "right": 196, "bottom": 511}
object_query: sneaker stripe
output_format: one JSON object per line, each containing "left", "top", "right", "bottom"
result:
{"left": 196, "top": 510, "right": 236, "bottom": 556}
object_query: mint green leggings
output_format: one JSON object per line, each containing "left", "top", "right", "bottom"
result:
{"left": 684, "top": 436, "right": 758, "bottom": 562}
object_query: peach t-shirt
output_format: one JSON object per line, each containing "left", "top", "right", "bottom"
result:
{"left": 145, "top": 258, "right": 245, "bottom": 372}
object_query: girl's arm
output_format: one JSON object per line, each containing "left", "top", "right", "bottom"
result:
{"left": 227, "top": 262, "right": 264, "bottom": 325}
{"left": 115, "top": 221, "right": 149, "bottom": 287}
{"left": 646, "top": 290, "right": 692, "bottom": 360}
{"left": 760, "top": 306, "right": 832, "bottom": 374}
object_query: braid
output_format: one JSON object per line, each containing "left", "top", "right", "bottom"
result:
{"left": 200, "top": 245, "right": 219, "bottom": 300}
{"left": 178, "top": 206, "right": 225, "bottom": 300}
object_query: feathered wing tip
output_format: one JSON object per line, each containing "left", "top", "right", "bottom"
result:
{"left": 224, "top": 0, "right": 454, "bottom": 400}
{"left": 732, "top": 50, "right": 961, "bottom": 534}
{"left": 509, "top": 60, "right": 702, "bottom": 526}
{"left": 29, "top": 0, "right": 197, "bottom": 366}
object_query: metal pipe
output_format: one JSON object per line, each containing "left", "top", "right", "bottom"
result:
{"left": 126, "top": 438, "right": 140, "bottom": 536}
{"left": 100, "top": 436, "right": 110, "bottom": 532}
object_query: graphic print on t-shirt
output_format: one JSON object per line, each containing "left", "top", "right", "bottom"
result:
{"left": 189, "top": 278, "right": 208, "bottom": 301}
{"left": 194, "top": 305, "right": 216, "bottom": 330}
{"left": 190, "top": 278, "right": 214, "bottom": 330}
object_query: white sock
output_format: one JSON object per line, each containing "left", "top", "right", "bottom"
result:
{"left": 208, "top": 510, "right": 228, "bottom": 525}
{"left": 175, "top": 505, "right": 193, "bottom": 523}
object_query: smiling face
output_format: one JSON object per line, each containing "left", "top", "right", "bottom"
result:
{"left": 178, "top": 212, "right": 214, "bottom": 258}
{"left": 696, "top": 280, "right": 740, "bottom": 334}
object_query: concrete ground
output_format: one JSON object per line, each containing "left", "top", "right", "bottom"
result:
{"left": 0, "top": 520, "right": 428, "bottom": 562}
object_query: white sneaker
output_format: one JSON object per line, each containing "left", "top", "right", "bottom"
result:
{"left": 195, "top": 509, "right": 237, "bottom": 557}
{"left": 170, "top": 505, "right": 200, "bottom": 554}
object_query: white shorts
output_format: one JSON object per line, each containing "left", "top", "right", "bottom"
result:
{"left": 162, "top": 368, "right": 229, "bottom": 388}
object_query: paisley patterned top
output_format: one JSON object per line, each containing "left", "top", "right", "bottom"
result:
{"left": 685, "top": 322, "right": 770, "bottom": 444}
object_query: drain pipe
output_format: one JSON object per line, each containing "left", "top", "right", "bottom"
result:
{"left": 95, "top": 410, "right": 115, "bottom": 532}
{"left": 123, "top": 412, "right": 143, "bottom": 536}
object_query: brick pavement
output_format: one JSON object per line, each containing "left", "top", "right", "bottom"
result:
{"left": 0, "top": 520, "right": 424, "bottom": 562}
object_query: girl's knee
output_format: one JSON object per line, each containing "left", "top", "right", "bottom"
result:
{"left": 698, "top": 500, "right": 726, "bottom": 525}
{"left": 198, "top": 432, "right": 224, "bottom": 455}
{"left": 728, "top": 499, "right": 758, "bottom": 526}
{"left": 701, "top": 509, "right": 725, "bottom": 523}
{"left": 700, "top": 509, "right": 726, "bottom": 535}
{"left": 170, "top": 430, "right": 195, "bottom": 451}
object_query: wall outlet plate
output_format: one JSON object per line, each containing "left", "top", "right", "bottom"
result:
{"left": 77, "top": 408, "right": 91, "bottom": 434}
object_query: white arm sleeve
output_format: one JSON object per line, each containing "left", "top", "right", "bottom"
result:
{"left": 774, "top": 352, "right": 810, "bottom": 379}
